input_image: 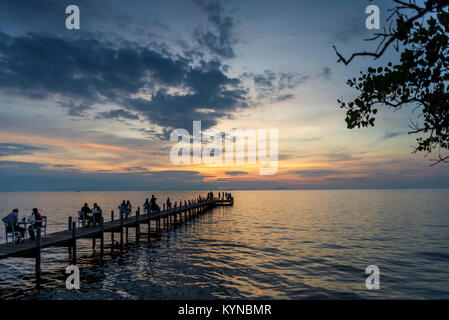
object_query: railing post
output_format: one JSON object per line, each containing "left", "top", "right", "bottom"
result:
{"left": 157, "top": 208, "right": 161, "bottom": 232}
{"left": 35, "top": 227, "right": 41, "bottom": 283}
{"left": 100, "top": 216, "right": 104, "bottom": 258}
{"left": 120, "top": 211, "right": 124, "bottom": 250}
{"left": 136, "top": 207, "right": 140, "bottom": 242}
{"left": 147, "top": 206, "right": 151, "bottom": 242}
{"left": 68, "top": 216, "right": 72, "bottom": 230}
{"left": 72, "top": 222, "right": 77, "bottom": 265}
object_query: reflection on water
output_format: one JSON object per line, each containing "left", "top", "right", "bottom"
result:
{"left": 1, "top": 190, "right": 449, "bottom": 299}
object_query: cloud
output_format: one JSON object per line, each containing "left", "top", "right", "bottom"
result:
{"left": 332, "top": 15, "right": 367, "bottom": 43}
{"left": 318, "top": 67, "right": 332, "bottom": 79}
{"left": 382, "top": 132, "right": 404, "bottom": 140}
{"left": 59, "top": 100, "right": 92, "bottom": 117}
{"left": 53, "top": 164, "right": 75, "bottom": 169}
{"left": 0, "top": 31, "right": 248, "bottom": 131}
{"left": 0, "top": 161, "right": 212, "bottom": 191}
{"left": 0, "top": 143, "right": 45, "bottom": 157}
{"left": 96, "top": 109, "right": 140, "bottom": 120}
{"left": 323, "top": 152, "right": 362, "bottom": 162}
{"left": 193, "top": 0, "right": 236, "bottom": 58}
{"left": 225, "top": 171, "right": 248, "bottom": 176}
{"left": 289, "top": 169, "right": 344, "bottom": 177}
{"left": 124, "top": 166, "right": 149, "bottom": 173}
{"left": 243, "top": 70, "right": 310, "bottom": 102}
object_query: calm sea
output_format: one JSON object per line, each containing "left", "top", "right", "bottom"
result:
{"left": 0, "top": 190, "right": 448, "bottom": 299}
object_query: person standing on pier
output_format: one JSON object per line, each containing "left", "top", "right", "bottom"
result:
{"left": 144, "top": 198, "right": 151, "bottom": 214}
{"left": 119, "top": 200, "right": 127, "bottom": 218}
{"left": 92, "top": 203, "right": 102, "bottom": 227}
{"left": 125, "top": 201, "right": 132, "bottom": 219}
{"left": 150, "top": 195, "right": 159, "bottom": 214}
{"left": 166, "top": 197, "right": 171, "bottom": 209}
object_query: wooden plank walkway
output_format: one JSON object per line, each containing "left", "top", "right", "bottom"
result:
{"left": 0, "top": 197, "right": 233, "bottom": 261}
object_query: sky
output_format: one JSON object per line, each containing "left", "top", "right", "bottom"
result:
{"left": 0, "top": 0, "right": 448, "bottom": 191}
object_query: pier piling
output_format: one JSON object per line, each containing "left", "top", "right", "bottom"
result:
{"left": 71, "top": 221, "right": 77, "bottom": 265}
{"left": 100, "top": 216, "right": 104, "bottom": 258}
{"left": 120, "top": 211, "right": 124, "bottom": 250}
{"left": 136, "top": 207, "right": 140, "bottom": 242}
{"left": 35, "top": 227, "right": 41, "bottom": 283}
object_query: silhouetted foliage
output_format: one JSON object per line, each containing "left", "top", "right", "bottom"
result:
{"left": 334, "top": 0, "right": 449, "bottom": 165}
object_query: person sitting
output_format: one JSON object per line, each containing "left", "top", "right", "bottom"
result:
{"left": 2, "top": 209, "right": 25, "bottom": 241}
{"left": 92, "top": 203, "right": 102, "bottom": 227}
{"left": 28, "top": 208, "right": 43, "bottom": 240}
{"left": 81, "top": 203, "right": 93, "bottom": 227}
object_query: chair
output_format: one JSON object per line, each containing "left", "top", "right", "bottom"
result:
{"left": 3, "top": 222, "right": 22, "bottom": 244}
{"left": 41, "top": 216, "right": 47, "bottom": 235}
{"left": 78, "top": 211, "right": 87, "bottom": 228}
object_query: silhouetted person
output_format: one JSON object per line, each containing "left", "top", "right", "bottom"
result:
{"left": 144, "top": 198, "right": 151, "bottom": 214}
{"left": 81, "top": 203, "right": 93, "bottom": 227}
{"left": 119, "top": 200, "right": 127, "bottom": 218}
{"left": 150, "top": 195, "right": 159, "bottom": 213}
{"left": 92, "top": 203, "right": 102, "bottom": 227}
{"left": 166, "top": 197, "right": 171, "bottom": 209}
{"left": 28, "top": 208, "right": 43, "bottom": 240}
{"left": 2, "top": 209, "right": 25, "bottom": 240}
{"left": 125, "top": 201, "right": 132, "bottom": 219}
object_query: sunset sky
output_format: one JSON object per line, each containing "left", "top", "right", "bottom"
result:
{"left": 0, "top": 0, "right": 448, "bottom": 191}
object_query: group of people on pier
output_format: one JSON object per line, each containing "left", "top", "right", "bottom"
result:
{"left": 2, "top": 208, "right": 43, "bottom": 242}
{"left": 119, "top": 200, "right": 133, "bottom": 219}
{"left": 3, "top": 192, "right": 234, "bottom": 242}
{"left": 144, "top": 195, "right": 160, "bottom": 215}
{"left": 217, "top": 192, "right": 232, "bottom": 200}
{"left": 79, "top": 203, "right": 103, "bottom": 227}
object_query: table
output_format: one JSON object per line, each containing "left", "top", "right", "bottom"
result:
{"left": 18, "top": 218, "right": 41, "bottom": 239}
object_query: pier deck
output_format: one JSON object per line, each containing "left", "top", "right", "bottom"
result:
{"left": 0, "top": 197, "right": 233, "bottom": 278}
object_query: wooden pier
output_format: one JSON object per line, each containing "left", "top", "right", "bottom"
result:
{"left": 0, "top": 197, "right": 233, "bottom": 281}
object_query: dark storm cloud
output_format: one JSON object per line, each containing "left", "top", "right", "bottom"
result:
{"left": 193, "top": 0, "right": 236, "bottom": 59}
{"left": 0, "top": 143, "right": 46, "bottom": 157}
{"left": 0, "top": 32, "right": 248, "bottom": 131}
